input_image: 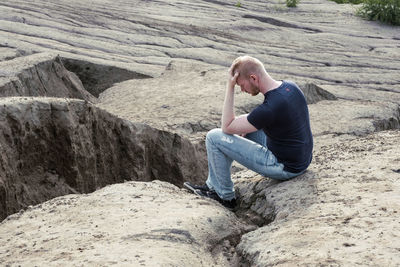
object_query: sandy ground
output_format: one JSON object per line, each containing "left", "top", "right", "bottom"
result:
{"left": 0, "top": 0, "right": 399, "bottom": 266}
{"left": 0, "top": 181, "right": 247, "bottom": 266}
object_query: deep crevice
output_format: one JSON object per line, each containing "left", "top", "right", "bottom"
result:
{"left": 0, "top": 54, "right": 152, "bottom": 102}
{"left": 0, "top": 100, "right": 208, "bottom": 221}
{"left": 0, "top": 56, "right": 207, "bottom": 221}
{"left": 61, "top": 57, "right": 152, "bottom": 97}
{"left": 211, "top": 178, "right": 281, "bottom": 266}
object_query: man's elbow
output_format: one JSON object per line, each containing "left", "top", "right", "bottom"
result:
{"left": 221, "top": 125, "right": 234, "bottom": 135}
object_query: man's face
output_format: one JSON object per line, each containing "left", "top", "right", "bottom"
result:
{"left": 236, "top": 75, "right": 259, "bottom": 96}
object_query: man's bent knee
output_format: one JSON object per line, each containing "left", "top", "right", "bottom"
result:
{"left": 206, "top": 128, "right": 224, "bottom": 143}
{"left": 206, "top": 128, "right": 237, "bottom": 148}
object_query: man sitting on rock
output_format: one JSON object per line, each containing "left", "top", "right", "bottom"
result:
{"left": 185, "top": 56, "right": 313, "bottom": 209}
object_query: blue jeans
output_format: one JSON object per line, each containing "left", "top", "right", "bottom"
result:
{"left": 205, "top": 128, "right": 303, "bottom": 200}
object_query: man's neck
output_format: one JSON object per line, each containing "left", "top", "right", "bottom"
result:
{"left": 259, "top": 75, "right": 282, "bottom": 94}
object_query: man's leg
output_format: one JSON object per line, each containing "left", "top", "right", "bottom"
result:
{"left": 205, "top": 129, "right": 236, "bottom": 200}
{"left": 205, "top": 128, "right": 296, "bottom": 200}
{"left": 244, "top": 129, "right": 267, "bottom": 146}
{"left": 244, "top": 130, "right": 303, "bottom": 179}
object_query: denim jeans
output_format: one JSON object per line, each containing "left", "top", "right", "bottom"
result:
{"left": 205, "top": 128, "right": 303, "bottom": 200}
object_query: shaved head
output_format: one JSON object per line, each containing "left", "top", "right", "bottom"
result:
{"left": 230, "top": 56, "right": 266, "bottom": 80}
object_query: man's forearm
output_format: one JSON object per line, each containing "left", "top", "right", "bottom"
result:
{"left": 221, "top": 85, "right": 235, "bottom": 132}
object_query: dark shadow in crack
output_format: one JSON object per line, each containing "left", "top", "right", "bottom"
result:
{"left": 61, "top": 58, "right": 152, "bottom": 97}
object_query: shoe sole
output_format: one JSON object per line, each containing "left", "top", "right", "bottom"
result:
{"left": 183, "top": 182, "right": 204, "bottom": 196}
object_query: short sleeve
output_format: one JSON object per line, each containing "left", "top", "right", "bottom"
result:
{"left": 247, "top": 104, "right": 273, "bottom": 130}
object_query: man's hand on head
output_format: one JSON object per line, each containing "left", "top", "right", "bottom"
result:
{"left": 228, "top": 70, "right": 239, "bottom": 90}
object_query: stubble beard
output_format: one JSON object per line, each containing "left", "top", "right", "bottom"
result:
{"left": 250, "top": 84, "right": 260, "bottom": 96}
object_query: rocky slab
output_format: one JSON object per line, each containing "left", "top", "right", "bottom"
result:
{"left": 0, "top": 53, "right": 96, "bottom": 102}
{"left": 0, "top": 181, "right": 248, "bottom": 266}
{"left": 0, "top": 0, "right": 399, "bottom": 87}
{"left": 235, "top": 130, "right": 400, "bottom": 266}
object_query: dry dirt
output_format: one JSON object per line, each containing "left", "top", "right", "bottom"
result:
{"left": 0, "top": 0, "right": 399, "bottom": 266}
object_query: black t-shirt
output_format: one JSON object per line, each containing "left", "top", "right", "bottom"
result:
{"left": 247, "top": 80, "right": 313, "bottom": 173}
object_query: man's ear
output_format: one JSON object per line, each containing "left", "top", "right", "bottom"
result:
{"left": 250, "top": 74, "right": 258, "bottom": 83}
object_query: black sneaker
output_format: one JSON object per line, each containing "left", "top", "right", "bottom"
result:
{"left": 196, "top": 190, "right": 237, "bottom": 210}
{"left": 184, "top": 182, "right": 210, "bottom": 193}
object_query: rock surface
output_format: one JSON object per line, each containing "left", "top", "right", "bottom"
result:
{"left": 0, "top": 53, "right": 97, "bottom": 102}
{"left": 301, "top": 83, "right": 338, "bottom": 104}
{"left": 0, "top": 181, "right": 248, "bottom": 266}
{"left": 235, "top": 130, "right": 400, "bottom": 266}
{"left": 98, "top": 60, "right": 263, "bottom": 142}
{"left": 0, "top": 97, "right": 206, "bottom": 220}
{"left": 97, "top": 60, "right": 400, "bottom": 144}
{"left": 0, "top": 0, "right": 400, "bottom": 266}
